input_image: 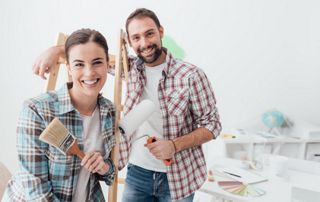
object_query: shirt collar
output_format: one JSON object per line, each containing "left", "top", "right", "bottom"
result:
{"left": 135, "top": 48, "right": 175, "bottom": 77}
{"left": 57, "top": 83, "right": 110, "bottom": 115}
{"left": 57, "top": 83, "right": 75, "bottom": 115}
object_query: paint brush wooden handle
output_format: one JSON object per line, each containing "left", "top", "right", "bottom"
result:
{"left": 67, "top": 139, "right": 85, "bottom": 160}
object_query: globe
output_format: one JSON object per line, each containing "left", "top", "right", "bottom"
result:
{"left": 262, "top": 110, "right": 285, "bottom": 129}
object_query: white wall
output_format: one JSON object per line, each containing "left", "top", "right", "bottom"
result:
{"left": 1, "top": 0, "right": 319, "bottom": 172}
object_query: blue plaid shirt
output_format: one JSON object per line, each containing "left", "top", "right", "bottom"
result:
{"left": 4, "top": 83, "right": 115, "bottom": 202}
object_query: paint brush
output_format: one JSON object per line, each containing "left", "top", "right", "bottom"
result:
{"left": 39, "top": 117, "right": 85, "bottom": 160}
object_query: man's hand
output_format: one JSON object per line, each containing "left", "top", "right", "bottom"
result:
{"left": 81, "top": 151, "right": 109, "bottom": 175}
{"left": 32, "top": 46, "right": 65, "bottom": 80}
{"left": 145, "top": 138, "right": 175, "bottom": 160}
{"left": 109, "top": 54, "right": 116, "bottom": 68}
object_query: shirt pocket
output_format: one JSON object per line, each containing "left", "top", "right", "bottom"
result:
{"left": 46, "top": 148, "right": 73, "bottom": 180}
{"left": 166, "top": 88, "right": 189, "bottom": 116}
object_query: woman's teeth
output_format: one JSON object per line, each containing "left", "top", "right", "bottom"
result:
{"left": 83, "top": 79, "right": 98, "bottom": 85}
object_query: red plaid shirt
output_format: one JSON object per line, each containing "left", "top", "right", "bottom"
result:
{"left": 119, "top": 49, "right": 221, "bottom": 201}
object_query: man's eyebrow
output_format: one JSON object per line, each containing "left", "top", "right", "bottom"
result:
{"left": 145, "top": 28, "right": 155, "bottom": 33}
{"left": 130, "top": 28, "right": 156, "bottom": 37}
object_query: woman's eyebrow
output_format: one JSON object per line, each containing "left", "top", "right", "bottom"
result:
{"left": 72, "top": 59, "right": 84, "bottom": 63}
{"left": 92, "top": 58, "right": 104, "bottom": 62}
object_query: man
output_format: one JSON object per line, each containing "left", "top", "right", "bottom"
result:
{"left": 33, "top": 8, "right": 221, "bottom": 202}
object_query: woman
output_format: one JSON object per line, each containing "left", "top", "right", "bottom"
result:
{"left": 3, "top": 29, "right": 115, "bottom": 201}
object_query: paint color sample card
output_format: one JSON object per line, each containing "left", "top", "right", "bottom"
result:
{"left": 218, "top": 180, "right": 266, "bottom": 197}
{"left": 216, "top": 167, "right": 268, "bottom": 184}
{"left": 209, "top": 168, "right": 266, "bottom": 197}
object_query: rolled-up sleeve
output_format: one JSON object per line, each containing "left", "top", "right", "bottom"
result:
{"left": 95, "top": 157, "right": 115, "bottom": 185}
{"left": 189, "top": 69, "right": 222, "bottom": 138}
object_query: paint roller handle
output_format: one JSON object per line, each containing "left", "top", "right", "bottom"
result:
{"left": 147, "top": 137, "right": 173, "bottom": 166}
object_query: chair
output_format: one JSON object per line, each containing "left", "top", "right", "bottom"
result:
{"left": 0, "top": 162, "right": 11, "bottom": 200}
{"left": 287, "top": 157, "right": 320, "bottom": 202}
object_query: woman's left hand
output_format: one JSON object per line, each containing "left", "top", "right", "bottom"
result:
{"left": 81, "top": 151, "right": 109, "bottom": 175}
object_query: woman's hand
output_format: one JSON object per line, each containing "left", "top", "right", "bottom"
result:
{"left": 81, "top": 151, "right": 109, "bottom": 175}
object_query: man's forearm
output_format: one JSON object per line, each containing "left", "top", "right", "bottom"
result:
{"left": 172, "top": 128, "right": 214, "bottom": 153}
{"left": 54, "top": 45, "right": 65, "bottom": 63}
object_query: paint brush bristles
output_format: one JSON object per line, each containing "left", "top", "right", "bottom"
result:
{"left": 40, "top": 118, "right": 70, "bottom": 151}
{"left": 39, "top": 117, "right": 85, "bottom": 159}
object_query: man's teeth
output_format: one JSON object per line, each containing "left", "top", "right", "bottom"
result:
{"left": 143, "top": 47, "right": 154, "bottom": 54}
{"left": 83, "top": 79, "right": 98, "bottom": 85}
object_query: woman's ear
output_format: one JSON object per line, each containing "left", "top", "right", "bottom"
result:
{"left": 66, "top": 64, "right": 72, "bottom": 79}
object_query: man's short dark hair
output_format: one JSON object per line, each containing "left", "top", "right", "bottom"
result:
{"left": 125, "top": 8, "right": 161, "bottom": 35}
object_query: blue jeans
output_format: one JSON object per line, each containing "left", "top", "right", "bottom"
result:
{"left": 122, "top": 164, "right": 194, "bottom": 202}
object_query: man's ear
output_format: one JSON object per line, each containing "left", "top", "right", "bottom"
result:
{"left": 159, "top": 26, "right": 164, "bottom": 39}
{"left": 127, "top": 33, "right": 132, "bottom": 47}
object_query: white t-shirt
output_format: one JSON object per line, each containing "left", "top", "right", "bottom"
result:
{"left": 129, "top": 63, "right": 167, "bottom": 172}
{"left": 72, "top": 107, "right": 103, "bottom": 202}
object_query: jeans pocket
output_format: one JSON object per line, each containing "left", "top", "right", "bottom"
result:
{"left": 127, "top": 163, "right": 133, "bottom": 171}
{"left": 126, "top": 165, "right": 153, "bottom": 186}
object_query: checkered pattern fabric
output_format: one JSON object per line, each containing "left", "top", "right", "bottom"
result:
{"left": 118, "top": 49, "right": 221, "bottom": 201}
{"left": 4, "top": 83, "right": 115, "bottom": 201}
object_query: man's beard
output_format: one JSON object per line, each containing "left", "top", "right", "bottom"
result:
{"left": 137, "top": 44, "right": 163, "bottom": 65}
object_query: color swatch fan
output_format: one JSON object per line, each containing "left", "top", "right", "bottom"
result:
{"left": 211, "top": 169, "right": 266, "bottom": 197}
{"left": 218, "top": 180, "right": 266, "bottom": 197}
